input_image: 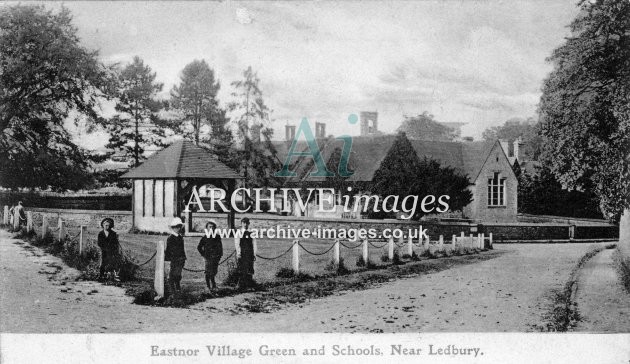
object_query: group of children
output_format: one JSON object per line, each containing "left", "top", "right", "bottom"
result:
{"left": 97, "top": 216, "right": 257, "bottom": 294}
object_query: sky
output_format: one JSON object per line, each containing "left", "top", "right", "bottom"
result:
{"left": 23, "top": 1, "right": 580, "bottom": 148}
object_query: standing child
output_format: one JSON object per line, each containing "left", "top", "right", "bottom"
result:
{"left": 165, "top": 217, "right": 186, "bottom": 294}
{"left": 237, "top": 218, "right": 256, "bottom": 290}
{"left": 97, "top": 218, "right": 121, "bottom": 281}
{"left": 197, "top": 220, "right": 223, "bottom": 291}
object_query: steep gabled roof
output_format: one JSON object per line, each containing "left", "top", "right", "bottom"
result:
{"left": 122, "top": 139, "right": 240, "bottom": 179}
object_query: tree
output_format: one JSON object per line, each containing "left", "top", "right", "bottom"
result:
{"left": 397, "top": 112, "right": 458, "bottom": 141}
{"left": 229, "top": 66, "right": 271, "bottom": 139}
{"left": 105, "top": 56, "right": 166, "bottom": 167}
{"left": 518, "top": 165, "right": 602, "bottom": 219}
{"left": 482, "top": 117, "right": 543, "bottom": 161}
{"left": 370, "top": 132, "right": 472, "bottom": 219}
{"left": 0, "top": 5, "right": 114, "bottom": 190}
{"left": 170, "top": 60, "right": 222, "bottom": 145}
{"left": 538, "top": 0, "right": 629, "bottom": 223}
{"left": 229, "top": 66, "right": 280, "bottom": 188}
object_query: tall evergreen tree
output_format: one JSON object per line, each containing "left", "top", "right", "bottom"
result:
{"left": 170, "top": 60, "right": 222, "bottom": 145}
{"left": 105, "top": 56, "right": 166, "bottom": 167}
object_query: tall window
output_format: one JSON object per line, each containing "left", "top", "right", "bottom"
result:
{"left": 487, "top": 172, "right": 506, "bottom": 206}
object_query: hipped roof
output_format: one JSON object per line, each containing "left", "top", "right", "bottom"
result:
{"left": 122, "top": 139, "right": 240, "bottom": 179}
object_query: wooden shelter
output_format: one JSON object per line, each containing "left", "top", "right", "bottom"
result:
{"left": 122, "top": 140, "right": 241, "bottom": 233}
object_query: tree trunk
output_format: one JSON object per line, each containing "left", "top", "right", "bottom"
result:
{"left": 620, "top": 208, "right": 630, "bottom": 259}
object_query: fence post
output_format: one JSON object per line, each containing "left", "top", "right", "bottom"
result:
{"left": 460, "top": 231, "right": 465, "bottom": 244}
{"left": 362, "top": 239, "right": 369, "bottom": 264}
{"left": 481, "top": 233, "right": 485, "bottom": 249}
{"left": 13, "top": 210, "right": 19, "bottom": 231}
{"left": 569, "top": 225, "right": 575, "bottom": 241}
{"left": 439, "top": 235, "right": 444, "bottom": 250}
{"left": 407, "top": 234, "right": 413, "bottom": 257}
{"left": 26, "top": 211, "right": 33, "bottom": 233}
{"left": 41, "top": 217, "right": 48, "bottom": 237}
{"left": 154, "top": 240, "right": 165, "bottom": 298}
{"left": 292, "top": 240, "right": 299, "bottom": 274}
{"left": 3, "top": 206, "right": 8, "bottom": 225}
{"left": 489, "top": 233, "right": 493, "bottom": 248}
{"left": 234, "top": 234, "right": 241, "bottom": 258}
{"left": 469, "top": 233, "right": 474, "bottom": 249}
{"left": 79, "top": 225, "right": 85, "bottom": 255}
{"left": 333, "top": 239, "right": 340, "bottom": 266}
{"left": 253, "top": 238, "right": 258, "bottom": 256}
{"left": 388, "top": 237, "right": 394, "bottom": 260}
{"left": 452, "top": 235, "right": 456, "bottom": 247}
{"left": 58, "top": 218, "right": 65, "bottom": 242}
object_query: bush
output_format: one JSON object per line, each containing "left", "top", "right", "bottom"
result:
{"left": 356, "top": 255, "right": 366, "bottom": 267}
{"left": 392, "top": 251, "right": 403, "bottom": 265}
{"left": 222, "top": 259, "right": 240, "bottom": 287}
{"left": 326, "top": 257, "right": 350, "bottom": 275}
{"left": 275, "top": 267, "right": 314, "bottom": 282}
{"left": 380, "top": 254, "right": 389, "bottom": 262}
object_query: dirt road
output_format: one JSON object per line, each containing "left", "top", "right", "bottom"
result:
{"left": 0, "top": 230, "right": 616, "bottom": 332}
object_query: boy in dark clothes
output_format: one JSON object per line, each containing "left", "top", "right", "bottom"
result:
{"left": 165, "top": 217, "right": 186, "bottom": 294}
{"left": 197, "top": 220, "right": 223, "bottom": 291}
{"left": 237, "top": 217, "right": 256, "bottom": 289}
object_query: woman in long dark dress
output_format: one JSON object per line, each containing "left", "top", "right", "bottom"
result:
{"left": 97, "top": 218, "right": 121, "bottom": 281}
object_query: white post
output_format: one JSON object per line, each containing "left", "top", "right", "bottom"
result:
{"left": 362, "top": 239, "right": 369, "bottom": 264}
{"left": 292, "top": 240, "right": 299, "bottom": 273}
{"left": 333, "top": 239, "right": 340, "bottom": 266}
{"left": 477, "top": 233, "right": 481, "bottom": 249}
{"left": 154, "top": 240, "right": 165, "bottom": 298}
{"left": 417, "top": 227, "right": 422, "bottom": 245}
{"left": 407, "top": 235, "right": 413, "bottom": 257}
{"left": 481, "top": 233, "right": 485, "bottom": 249}
{"left": 3, "top": 206, "right": 8, "bottom": 225}
{"left": 253, "top": 238, "right": 258, "bottom": 256}
{"left": 460, "top": 231, "right": 465, "bottom": 244}
{"left": 439, "top": 235, "right": 444, "bottom": 250}
{"left": 41, "top": 217, "right": 48, "bottom": 237}
{"left": 469, "top": 233, "right": 474, "bottom": 249}
{"left": 452, "top": 235, "right": 456, "bottom": 247}
{"left": 26, "top": 211, "right": 33, "bottom": 233}
{"left": 388, "top": 237, "right": 394, "bottom": 260}
{"left": 58, "top": 218, "right": 64, "bottom": 242}
{"left": 489, "top": 233, "right": 493, "bottom": 248}
{"left": 79, "top": 225, "right": 85, "bottom": 255}
{"left": 234, "top": 235, "right": 241, "bottom": 258}
{"left": 13, "top": 210, "right": 19, "bottom": 230}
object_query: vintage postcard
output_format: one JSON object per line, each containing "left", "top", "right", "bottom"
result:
{"left": 0, "top": 1, "right": 628, "bottom": 363}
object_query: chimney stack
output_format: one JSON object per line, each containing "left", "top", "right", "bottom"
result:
{"left": 315, "top": 122, "right": 326, "bottom": 139}
{"left": 285, "top": 124, "right": 296, "bottom": 141}
{"left": 513, "top": 137, "right": 522, "bottom": 162}
{"left": 360, "top": 111, "right": 378, "bottom": 136}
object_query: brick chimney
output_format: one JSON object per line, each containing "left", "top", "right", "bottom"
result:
{"left": 360, "top": 111, "right": 378, "bottom": 136}
{"left": 315, "top": 122, "right": 326, "bottom": 139}
{"left": 285, "top": 124, "right": 296, "bottom": 141}
{"left": 513, "top": 137, "right": 522, "bottom": 162}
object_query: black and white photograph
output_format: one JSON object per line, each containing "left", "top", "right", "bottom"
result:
{"left": 0, "top": 1, "right": 628, "bottom": 363}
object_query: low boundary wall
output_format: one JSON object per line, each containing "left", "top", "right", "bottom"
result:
{"left": 10, "top": 207, "right": 618, "bottom": 241}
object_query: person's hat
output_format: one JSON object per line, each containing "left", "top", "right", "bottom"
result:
{"left": 206, "top": 219, "right": 218, "bottom": 228}
{"left": 101, "top": 217, "right": 115, "bottom": 228}
{"left": 169, "top": 217, "right": 184, "bottom": 227}
{"left": 241, "top": 217, "right": 250, "bottom": 224}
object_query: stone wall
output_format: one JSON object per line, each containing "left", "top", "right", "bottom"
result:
{"left": 18, "top": 207, "right": 618, "bottom": 241}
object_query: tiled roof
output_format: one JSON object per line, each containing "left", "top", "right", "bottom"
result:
{"left": 121, "top": 139, "right": 241, "bottom": 179}
{"left": 278, "top": 135, "right": 500, "bottom": 183}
